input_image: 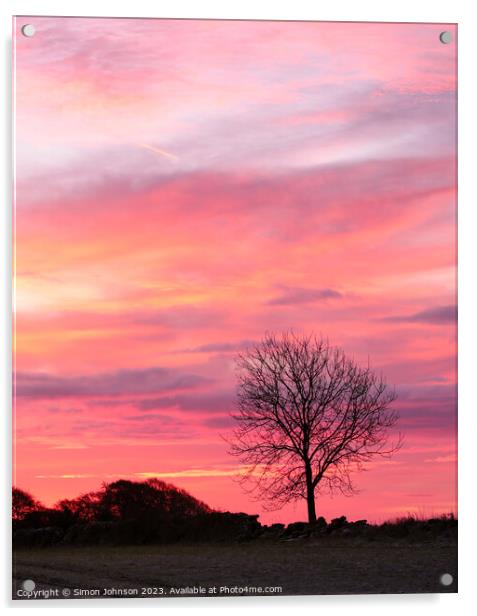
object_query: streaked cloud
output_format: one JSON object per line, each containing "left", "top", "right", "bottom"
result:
{"left": 15, "top": 367, "right": 211, "bottom": 399}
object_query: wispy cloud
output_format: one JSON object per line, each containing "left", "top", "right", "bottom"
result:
{"left": 424, "top": 454, "right": 457, "bottom": 464}
{"left": 135, "top": 390, "right": 235, "bottom": 413}
{"left": 381, "top": 305, "right": 457, "bottom": 325}
{"left": 184, "top": 340, "right": 255, "bottom": 353}
{"left": 267, "top": 286, "right": 342, "bottom": 306}
{"left": 135, "top": 464, "right": 268, "bottom": 479}
{"left": 138, "top": 142, "right": 179, "bottom": 162}
{"left": 15, "top": 366, "right": 210, "bottom": 399}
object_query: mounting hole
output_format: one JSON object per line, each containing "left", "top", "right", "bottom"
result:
{"left": 440, "top": 573, "right": 453, "bottom": 586}
{"left": 439, "top": 31, "right": 452, "bottom": 44}
{"left": 21, "top": 24, "right": 36, "bottom": 38}
{"left": 22, "top": 579, "right": 36, "bottom": 592}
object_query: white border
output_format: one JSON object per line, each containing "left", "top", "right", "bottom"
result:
{"left": 2, "top": 1, "right": 476, "bottom": 614}
{"left": 0, "top": 0, "right": 469, "bottom": 22}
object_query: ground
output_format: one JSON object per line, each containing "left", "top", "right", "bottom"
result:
{"left": 12, "top": 536, "right": 457, "bottom": 599}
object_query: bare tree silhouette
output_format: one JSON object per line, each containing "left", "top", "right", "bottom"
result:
{"left": 229, "top": 332, "right": 402, "bottom": 524}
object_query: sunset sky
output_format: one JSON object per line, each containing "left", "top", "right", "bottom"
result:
{"left": 13, "top": 17, "right": 457, "bottom": 523}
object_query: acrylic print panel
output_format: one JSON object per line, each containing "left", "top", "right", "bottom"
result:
{"left": 12, "top": 16, "right": 457, "bottom": 599}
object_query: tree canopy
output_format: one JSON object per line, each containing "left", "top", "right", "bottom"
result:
{"left": 229, "top": 332, "right": 401, "bottom": 523}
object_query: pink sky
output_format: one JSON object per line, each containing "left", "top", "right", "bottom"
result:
{"left": 13, "top": 17, "right": 457, "bottom": 524}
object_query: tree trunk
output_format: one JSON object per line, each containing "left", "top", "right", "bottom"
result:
{"left": 305, "top": 462, "right": 316, "bottom": 525}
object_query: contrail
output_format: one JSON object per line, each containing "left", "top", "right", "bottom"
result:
{"left": 139, "top": 142, "right": 179, "bottom": 162}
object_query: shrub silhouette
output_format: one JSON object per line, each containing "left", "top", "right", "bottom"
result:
{"left": 55, "top": 478, "right": 211, "bottom": 524}
{"left": 12, "top": 487, "right": 43, "bottom": 522}
{"left": 13, "top": 479, "right": 233, "bottom": 546}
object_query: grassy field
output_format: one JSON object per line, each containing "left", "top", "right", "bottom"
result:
{"left": 13, "top": 536, "right": 457, "bottom": 599}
